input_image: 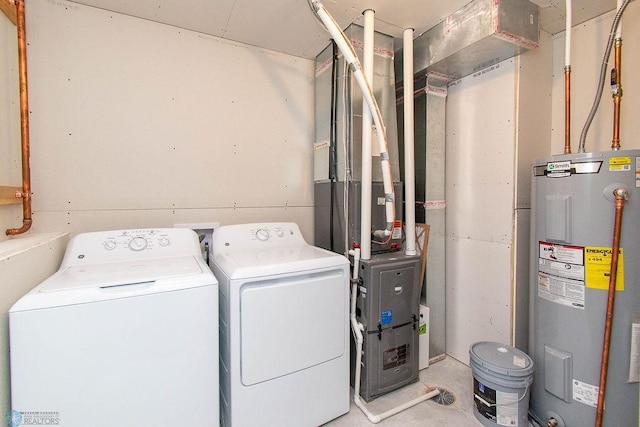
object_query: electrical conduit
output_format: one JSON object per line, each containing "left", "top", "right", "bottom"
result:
{"left": 578, "top": 0, "right": 631, "bottom": 153}
{"left": 611, "top": 0, "right": 624, "bottom": 151}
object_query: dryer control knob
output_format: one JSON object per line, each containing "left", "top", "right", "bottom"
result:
{"left": 158, "top": 237, "right": 170, "bottom": 246}
{"left": 103, "top": 240, "right": 116, "bottom": 250}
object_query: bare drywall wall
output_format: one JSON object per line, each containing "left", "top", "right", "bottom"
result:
{"left": 23, "top": 0, "right": 316, "bottom": 240}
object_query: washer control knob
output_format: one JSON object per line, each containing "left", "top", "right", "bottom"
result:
{"left": 103, "top": 240, "right": 116, "bottom": 250}
{"left": 158, "top": 237, "right": 170, "bottom": 246}
{"left": 276, "top": 229, "right": 285, "bottom": 237}
{"left": 256, "top": 229, "right": 270, "bottom": 241}
{"left": 128, "top": 236, "right": 148, "bottom": 251}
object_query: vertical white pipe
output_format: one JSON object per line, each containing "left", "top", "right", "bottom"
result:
{"left": 616, "top": 0, "right": 623, "bottom": 38}
{"left": 565, "top": 0, "right": 571, "bottom": 67}
{"left": 360, "top": 9, "right": 374, "bottom": 260}
{"left": 403, "top": 28, "right": 416, "bottom": 256}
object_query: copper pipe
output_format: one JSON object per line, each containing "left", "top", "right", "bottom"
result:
{"left": 611, "top": 39, "right": 622, "bottom": 151}
{"left": 564, "top": 66, "right": 571, "bottom": 154}
{"left": 6, "top": 0, "right": 32, "bottom": 236}
{"left": 595, "top": 188, "right": 628, "bottom": 427}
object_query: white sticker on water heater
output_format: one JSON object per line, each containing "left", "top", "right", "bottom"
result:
{"left": 629, "top": 323, "right": 640, "bottom": 383}
{"left": 573, "top": 379, "right": 598, "bottom": 407}
{"left": 636, "top": 156, "right": 640, "bottom": 187}
{"left": 538, "top": 242, "right": 586, "bottom": 309}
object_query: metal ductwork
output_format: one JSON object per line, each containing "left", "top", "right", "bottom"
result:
{"left": 397, "top": 0, "right": 539, "bottom": 82}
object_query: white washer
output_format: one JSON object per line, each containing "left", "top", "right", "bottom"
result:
{"left": 210, "top": 222, "right": 350, "bottom": 427}
{"left": 9, "top": 228, "right": 219, "bottom": 427}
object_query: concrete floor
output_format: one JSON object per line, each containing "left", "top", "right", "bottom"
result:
{"left": 325, "top": 356, "right": 485, "bottom": 426}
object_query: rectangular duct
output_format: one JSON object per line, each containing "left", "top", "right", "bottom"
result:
{"left": 314, "top": 24, "right": 399, "bottom": 183}
{"left": 397, "top": 0, "right": 539, "bottom": 81}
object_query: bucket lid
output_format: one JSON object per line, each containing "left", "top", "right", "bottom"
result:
{"left": 469, "top": 341, "right": 534, "bottom": 377}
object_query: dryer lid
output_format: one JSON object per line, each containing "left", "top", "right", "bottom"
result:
{"left": 213, "top": 244, "right": 348, "bottom": 279}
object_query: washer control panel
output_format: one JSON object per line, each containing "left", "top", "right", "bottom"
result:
{"left": 61, "top": 228, "right": 201, "bottom": 267}
{"left": 101, "top": 229, "right": 172, "bottom": 253}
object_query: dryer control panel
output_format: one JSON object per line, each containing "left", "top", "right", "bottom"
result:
{"left": 213, "top": 222, "right": 306, "bottom": 254}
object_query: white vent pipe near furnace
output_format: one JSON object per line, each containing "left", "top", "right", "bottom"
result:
{"left": 360, "top": 9, "right": 374, "bottom": 260}
{"left": 403, "top": 28, "right": 417, "bottom": 256}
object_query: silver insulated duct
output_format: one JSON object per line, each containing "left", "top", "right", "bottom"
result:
{"left": 399, "top": 0, "right": 539, "bottom": 82}
{"left": 314, "top": 24, "right": 403, "bottom": 256}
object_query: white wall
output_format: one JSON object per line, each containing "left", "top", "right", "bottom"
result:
{"left": 9, "top": 0, "right": 316, "bottom": 241}
{"left": 445, "top": 59, "right": 519, "bottom": 363}
{"left": 514, "top": 30, "right": 554, "bottom": 352}
{"left": 0, "top": 10, "right": 22, "bottom": 241}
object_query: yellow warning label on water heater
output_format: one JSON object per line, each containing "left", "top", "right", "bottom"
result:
{"left": 585, "top": 247, "right": 624, "bottom": 290}
{"left": 609, "top": 156, "right": 632, "bottom": 172}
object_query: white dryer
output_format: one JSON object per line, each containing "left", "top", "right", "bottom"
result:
{"left": 9, "top": 228, "right": 219, "bottom": 427}
{"left": 210, "top": 222, "right": 350, "bottom": 427}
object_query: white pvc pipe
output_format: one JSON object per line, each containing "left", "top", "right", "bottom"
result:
{"left": 311, "top": 1, "right": 396, "bottom": 240}
{"left": 616, "top": 0, "right": 623, "bottom": 38}
{"left": 403, "top": 28, "right": 416, "bottom": 256}
{"left": 565, "top": 0, "right": 572, "bottom": 67}
{"left": 360, "top": 9, "right": 374, "bottom": 260}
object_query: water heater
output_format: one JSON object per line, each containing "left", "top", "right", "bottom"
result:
{"left": 530, "top": 150, "right": 639, "bottom": 426}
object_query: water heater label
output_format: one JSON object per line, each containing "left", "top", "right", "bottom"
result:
{"left": 609, "top": 156, "right": 632, "bottom": 172}
{"left": 546, "top": 161, "right": 571, "bottom": 177}
{"left": 629, "top": 322, "right": 640, "bottom": 383}
{"left": 572, "top": 379, "right": 598, "bottom": 407}
{"left": 585, "top": 247, "right": 624, "bottom": 291}
{"left": 539, "top": 242, "right": 584, "bottom": 265}
{"left": 538, "top": 242, "right": 585, "bottom": 309}
{"left": 636, "top": 156, "right": 640, "bottom": 187}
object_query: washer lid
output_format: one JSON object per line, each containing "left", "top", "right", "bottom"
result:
{"left": 39, "top": 255, "right": 203, "bottom": 292}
